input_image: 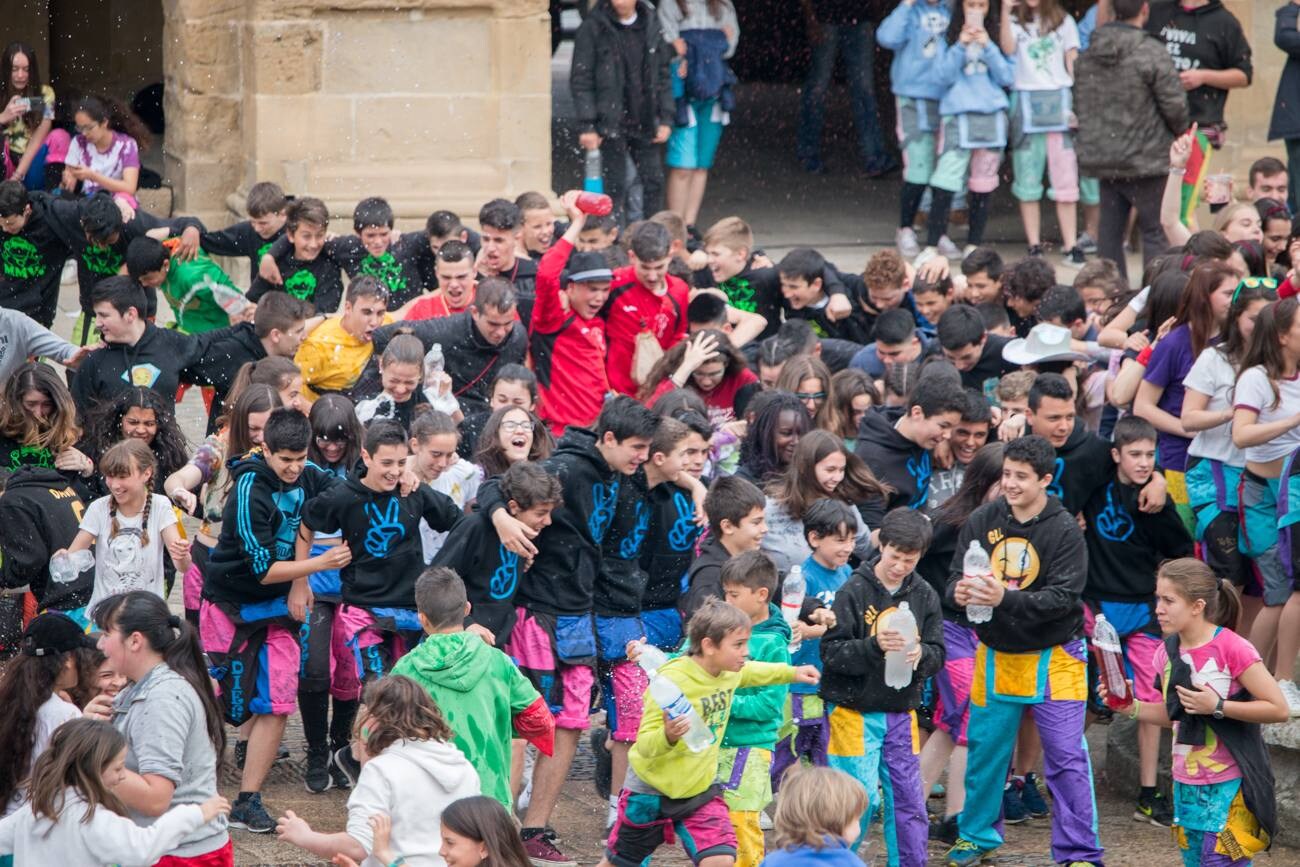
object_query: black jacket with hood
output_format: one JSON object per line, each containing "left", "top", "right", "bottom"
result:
{"left": 182, "top": 322, "right": 268, "bottom": 433}
{"left": 479, "top": 427, "right": 619, "bottom": 615}
{"left": 1046, "top": 420, "right": 1114, "bottom": 516}
{"left": 681, "top": 534, "right": 731, "bottom": 620}
{"left": 302, "top": 467, "right": 462, "bottom": 610}
{"left": 0, "top": 466, "right": 92, "bottom": 612}
{"left": 1145, "top": 0, "right": 1251, "bottom": 128}
{"left": 820, "top": 556, "right": 945, "bottom": 714}
{"left": 571, "top": 0, "right": 675, "bottom": 140}
{"left": 944, "top": 495, "right": 1088, "bottom": 653}
{"left": 854, "top": 406, "right": 931, "bottom": 511}
{"left": 70, "top": 322, "right": 224, "bottom": 415}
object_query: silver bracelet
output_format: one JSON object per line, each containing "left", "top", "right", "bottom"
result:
{"left": 1169, "top": 167, "right": 1186, "bottom": 175}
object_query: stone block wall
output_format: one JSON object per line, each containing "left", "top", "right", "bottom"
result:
{"left": 1222, "top": 1, "right": 1286, "bottom": 192}
{"left": 163, "top": 0, "right": 550, "bottom": 229}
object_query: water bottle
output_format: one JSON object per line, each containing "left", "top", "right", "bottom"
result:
{"left": 635, "top": 644, "right": 714, "bottom": 752}
{"left": 423, "top": 343, "right": 445, "bottom": 383}
{"left": 583, "top": 148, "right": 604, "bottom": 193}
{"left": 1092, "top": 614, "right": 1131, "bottom": 708}
{"left": 963, "top": 540, "right": 994, "bottom": 624}
{"left": 781, "top": 565, "right": 806, "bottom": 652}
{"left": 50, "top": 549, "right": 94, "bottom": 584}
{"left": 884, "top": 601, "right": 919, "bottom": 690}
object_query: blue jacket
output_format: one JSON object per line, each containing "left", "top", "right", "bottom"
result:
{"left": 761, "top": 840, "right": 866, "bottom": 867}
{"left": 878, "top": 0, "right": 953, "bottom": 101}
{"left": 937, "top": 40, "right": 1015, "bottom": 117}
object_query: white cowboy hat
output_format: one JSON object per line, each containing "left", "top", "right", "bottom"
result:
{"left": 1002, "top": 322, "right": 1089, "bottom": 366}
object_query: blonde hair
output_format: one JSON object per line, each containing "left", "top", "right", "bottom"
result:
{"left": 773, "top": 766, "right": 868, "bottom": 849}
{"left": 702, "top": 216, "right": 753, "bottom": 253}
{"left": 996, "top": 370, "right": 1037, "bottom": 405}
{"left": 1212, "top": 202, "right": 1259, "bottom": 235}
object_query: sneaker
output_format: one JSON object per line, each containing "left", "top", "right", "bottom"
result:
{"left": 1027, "top": 244, "right": 1045, "bottom": 258}
{"left": 331, "top": 745, "right": 362, "bottom": 789}
{"left": 963, "top": 244, "right": 978, "bottom": 258}
{"left": 304, "top": 747, "right": 331, "bottom": 794}
{"left": 937, "top": 235, "right": 962, "bottom": 259}
{"left": 60, "top": 258, "right": 77, "bottom": 285}
{"left": 929, "top": 814, "right": 959, "bottom": 844}
{"left": 897, "top": 227, "right": 922, "bottom": 259}
{"left": 1002, "top": 781, "right": 1028, "bottom": 824}
{"left": 1134, "top": 790, "right": 1173, "bottom": 827}
{"left": 590, "top": 727, "right": 612, "bottom": 801}
{"left": 228, "top": 792, "right": 275, "bottom": 834}
{"left": 914, "top": 246, "right": 939, "bottom": 268}
{"left": 1065, "top": 246, "right": 1086, "bottom": 265}
{"left": 1279, "top": 679, "right": 1300, "bottom": 717}
{"left": 522, "top": 829, "right": 577, "bottom": 867}
{"left": 606, "top": 798, "right": 619, "bottom": 831}
{"left": 1020, "top": 773, "right": 1050, "bottom": 818}
{"left": 327, "top": 748, "right": 353, "bottom": 790}
{"left": 1077, "top": 232, "right": 1099, "bottom": 255}
{"left": 946, "top": 838, "right": 998, "bottom": 867}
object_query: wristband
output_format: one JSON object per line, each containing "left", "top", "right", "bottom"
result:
{"left": 1136, "top": 345, "right": 1154, "bottom": 366}
{"left": 1169, "top": 166, "right": 1186, "bottom": 175}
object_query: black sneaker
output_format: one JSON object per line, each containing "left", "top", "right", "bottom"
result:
{"left": 590, "top": 727, "right": 612, "bottom": 801}
{"left": 332, "top": 745, "right": 362, "bottom": 788}
{"left": 1027, "top": 244, "right": 1045, "bottom": 258}
{"left": 1002, "top": 781, "right": 1028, "bottom": 825}
{"left": 1065, "top": 246, "right": 1086, "bottom": 265}
{"left": 929, "top": 814, "right": 959, "bottom": 844}
{"left": 328, "top": 748, "right": 354, "bottom": 790}
{"left": 1020, "top": 772, "right": 1050, "bottom": 818}
{"left": 1134, "top": 790, "right": 1173, "bottom": 827}
{"left": 228, "top": 792, "right": 275, "bottom": 833}
{"left": 304, "top": 747, "right": 331, "bottom": 794}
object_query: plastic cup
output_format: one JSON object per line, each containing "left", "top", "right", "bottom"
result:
{"left": 1205, "top": 173, "right": 1232, "bottom": 206}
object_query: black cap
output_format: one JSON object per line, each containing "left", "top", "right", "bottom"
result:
{"left": 562, "top": 251, "right": 614, "bottom": 284}
{"left": 21, "top": 612, "right": 99, "bottom": 657}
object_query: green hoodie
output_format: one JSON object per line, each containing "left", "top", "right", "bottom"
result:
{"left": 722, "top": 603, "right": 793, "bottom": 748}
{"left": 389, "top": 631, "right": 541, "bottom": 808}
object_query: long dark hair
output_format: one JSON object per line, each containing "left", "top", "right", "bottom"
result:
{"left": 0, "top": 362, "right": 82, "bottom": 454}
{"left": 308, "top": 393, "right": 362, "bottom": 471}
{"left": 1215, "top": 281, "right": 1277, "bottom": 369}
{"left": 738, "top": 391, "right": 810, "bottom": 483}
{"left": 1176, "top": 261, "right": 1241, "bottom": 356}
{"left": 0, "top": 650, "right": 73, "bottom": 808}
{"left": 638, "top": 329, "right": 749, "bottom": 402}
{"left": 936, "top": 442, "right": 1005, "bottom": 526}
{"left": 73, "top": 95, "right": 152, "bottom": 151}
{"left": 766, "top": 429, "right": 889, "bottom": 521}
{"left": 87, "top": 387, "right": 189, "bottom": 490}
{"left": 27, "top": 719, "right": 128, "bottom": 826}
{"left": 1139, "top": 271, "right": 1189, "bottom": 340}
{"left": 220, "top": 383, "right": 281, "bottom": 461}
{"left": 476, "top": 406, "right": 553, "bottom": 478}
{"left": 946, "top": 0, "right": 1001, "bottom": 45}
{"left": 1239, "top": 296, "right": 1300, "bottom": 410}
{"left": 93, "top": 592, "right": 226, "bottom": 760}
{"left": 1, "top": 43, "right": 43, "bottom": 131}
{"left": 442, "top": 796, "right": 534, "bottom": 867}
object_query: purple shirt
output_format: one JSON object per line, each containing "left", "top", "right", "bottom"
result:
{"left": 1142, "top": 324, "right": 1195, "bottom": 472}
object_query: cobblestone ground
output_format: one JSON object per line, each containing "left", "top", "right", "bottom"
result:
{"left": 45, "top": 275, "right": 1299, "bottom": 866}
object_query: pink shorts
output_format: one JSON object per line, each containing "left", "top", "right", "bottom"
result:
{"left": 199, "top": 599, "right": 299, "bottom": 718}
{"left": 506, "top": 607, "right": 596, "bottom": 730}
{"left": 607, "top": 661, "right": 649, "bottom": 743}
{"left": 332, "top": 604, "right": 420, "bottom": 702}
{"left": 606, "top": 789, "right": 736, "bottom": 867}
{"left": 183, "top": 562, "right": 203, "bottom": 613}
{"left": 1082, "top": 604, "right": 1163, "bottom": 703}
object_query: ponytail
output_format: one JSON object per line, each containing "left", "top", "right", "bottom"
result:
{"left": 1156, "top": 558, "right": 1241, "bottom": 631}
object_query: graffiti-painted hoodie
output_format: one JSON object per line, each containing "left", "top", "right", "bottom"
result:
{"left": 203, "top": 451, "right": 340, "bottom": 605}
{"left": 596, "top": 470, "right": 651, "bottom": 617}
{"left": 878, "top": 0, "right": 953, "bottom": 101}
{"left": 854, "top": 406, "right": 931, "bottom": 511}
{"left": 1083, "top": 471, "right": 1192, "bottom": 605}
{"left": 432, "top": 509, "right": 523, "bottom": 646}
{"left": 640, "top": 480, "right": 702, "bottom": 611}
{"left": 301, "top": 466, "right": 462, "bottom": 609}
{"left": 479, "top": 427, "right": 619, "bottom": 616}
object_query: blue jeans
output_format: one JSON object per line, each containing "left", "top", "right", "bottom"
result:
{"left": 797, "top": 21, "right": 887, "bottom": 165}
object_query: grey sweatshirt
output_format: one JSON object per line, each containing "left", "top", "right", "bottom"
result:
{"left": 0, "top": 309, "right": 77, "bottom": 381}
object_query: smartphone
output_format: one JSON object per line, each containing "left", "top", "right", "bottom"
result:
{"left": 965, "top": 8, "right": 985, "bottom": 30}
{"left": 26, "top": 97, "right": 42, "bottom": 114}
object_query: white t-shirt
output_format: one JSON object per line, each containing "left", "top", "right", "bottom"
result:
{"left": 420, "top": 461, "right": 480, "bottom": 562}
{"left": 1233, "top": 366, "right": 1300, "bottom": 464}
{"left": 1010, "top": 15, "right": 1079, "bottom": 91}
{"left": 1183, "top": 347, "right": 1243, "bottom": 465}
{"left": 3, "top": 694, "right": 80, "bottom": 816}
{"left": 80, "top": 493, "right": 177, "bottom": 613}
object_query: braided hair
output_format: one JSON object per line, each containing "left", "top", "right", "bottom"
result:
{"left": 99, "top": 439, "right": 157, "bottom": 548}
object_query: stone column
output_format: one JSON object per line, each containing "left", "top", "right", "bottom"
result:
{"left": 165, "top": 0, "right": 551, "bottom": 229}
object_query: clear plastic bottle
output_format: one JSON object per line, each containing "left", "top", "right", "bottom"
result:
{"left": 423, "top": 343, "right": 445, "bottom": 382}
{"left": 50, "top": 549, "right": 94, "bottom": 584}
{"left": 884, "top": 601, "right": 919, "bottom": 690}
{"left": 583, "top": 148, "right": 604, "bottom": 193}
{"left": 781, "top": 564, "right": 806, "bottom": 652}
{"left": 963, "top": 540, "right": 994, "bottom": 624}
{"left": 1092, "top": 614, "right": 1131, "bottom": 708}
{"left": 634, "top": 643, "right": 713, "bottom": 752}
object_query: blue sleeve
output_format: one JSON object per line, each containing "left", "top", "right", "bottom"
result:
{"left": 985, "top": 42, "right": 1016, "bottom": 87}
{"left": 877, "top": 3, "right": 913, "bottom": 50}
{"left": 938, "top": 42, "right": 965, "bottom": 87}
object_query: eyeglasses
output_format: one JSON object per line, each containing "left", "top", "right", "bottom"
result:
{"left": 500, "top": 420, "right": 534, "bottom": 433}
{"left": 795, "top": 391, "right": 827, "bottom": 401}
{"left": 74, "top": 122, "right": 99, "bottom": 135}
{"left": 1231, "top": 276, "right": 1278, "bottom": 304}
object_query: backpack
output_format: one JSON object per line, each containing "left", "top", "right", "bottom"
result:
{"left": 683, "top": 29, "right": 731, "bottom": 102}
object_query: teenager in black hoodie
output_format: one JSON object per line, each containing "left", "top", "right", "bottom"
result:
{"left": 0, "top": 466, "right": 92, "bottom": 618}
{"left": 0, "top": 181, "right": 72, "bottom": 327}
{"left": 476, "top": 395, "right": 657, "bottom": 864}
{"left": 821, "top": 509, "right": 945, "bottom": 866}
{"left": 681, "top": 474, "right": 767, "bottom": 619}
{"left": 855, "top": 375, "right": 968, "bottom": 511}
{"left": 943, "top": 436, "right": 1103, "bottom": 867}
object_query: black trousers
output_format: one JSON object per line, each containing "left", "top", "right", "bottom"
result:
{"left": 1098, "top": 175, "right": 1167, "bottom": 281}
{"left": 601, "top": 135, "right": 664, "bottom": 226}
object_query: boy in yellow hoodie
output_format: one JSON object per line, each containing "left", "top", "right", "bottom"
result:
{"left": 599, "top": 598, "right": 819, "bottom": 867}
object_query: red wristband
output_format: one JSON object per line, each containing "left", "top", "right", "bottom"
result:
{"left": 1136, "top": 345, "right": 1154, "bottom": 366}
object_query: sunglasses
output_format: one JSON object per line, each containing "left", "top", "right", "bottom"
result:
{"left": 1231, "top": 276, "right": 1278, "bottom": 304}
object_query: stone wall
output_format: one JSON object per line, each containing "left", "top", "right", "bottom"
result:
{"left": 163, "top": 0, "right": 551, "bottom": 229}
{"left": 1221, "top": 1, "right": 1286, "bottom": 191}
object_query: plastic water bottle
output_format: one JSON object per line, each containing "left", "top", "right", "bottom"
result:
{"left": 963, "top": 541, "right": 994, "bottom": 624}
{"left": 50, "top": 549, "right": 94, "bottom": 584}
{"left": 884, "top": 601, "right": 919, "bottom": 690}
{"left": 781, "top": 565, "right": 806, "bottom": 652}
{"left": 583, "top": 148, "right": 604, "bottom": 193}
{"left": 424, "top": 343, "right": 445, "bottom": 383}
{"left": 1092, "top": 614, "right": 1131, "bottom": 708}
{"left": 635, "top": 643, "right": 713, "bottom": 752}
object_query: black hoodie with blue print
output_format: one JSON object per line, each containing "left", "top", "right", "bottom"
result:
{"left": 854, "top": 406, "right": 932, "bottom": 511}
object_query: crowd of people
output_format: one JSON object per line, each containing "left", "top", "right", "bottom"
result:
{"left": 0, "top": 0, "right": 1296, "bottom": 866}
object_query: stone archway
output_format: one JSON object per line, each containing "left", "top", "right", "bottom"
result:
{"left": 163, "top": 0, "right": 552, "bottom": 229}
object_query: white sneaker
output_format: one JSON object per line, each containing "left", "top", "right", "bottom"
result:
{"left": 963, "top": 244, "right": 978, "bottom": 258}
{"left": 896, "top": 227, "right": 921, "bottom": 259}
{"left": 60, "top": 258, "right": 77, "bottom": 285}
{"left": 937, "top": 235, "right": 962, "bottom": 259}
{"left": 914, "top": 246, "right": 938, "bottom": 268}
{"left": 1279, "top": 679, "right": 1300, "bottom": 717}
{"left": 606, "top": 798, "right": 619, "bottom": 830}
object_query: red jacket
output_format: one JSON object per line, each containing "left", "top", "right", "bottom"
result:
{"left": 603, "top": 268, "right": 689, "bottom": 396}
{"left": 531, "top": 237, "right": 609, "bottom": 434}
